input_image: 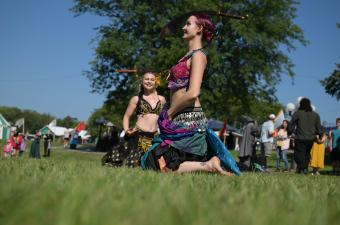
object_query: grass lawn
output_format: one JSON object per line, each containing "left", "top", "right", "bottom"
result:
{"left": 0, "top": 142, "right": 339, "bottom": 225}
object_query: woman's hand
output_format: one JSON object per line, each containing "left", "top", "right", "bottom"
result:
{"left": 125, "top": 127, "right": 137, "bottom": 136}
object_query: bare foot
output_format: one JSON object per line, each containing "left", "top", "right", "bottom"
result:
{"left": 208, "top": 156, "right": 234, "bottom": 176}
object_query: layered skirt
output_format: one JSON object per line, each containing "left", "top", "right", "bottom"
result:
{"left": 103, "top": 130, "right": 155, "bottom": 167}
{"left": 141, "top": 106, "right": 241, "bottom": 175}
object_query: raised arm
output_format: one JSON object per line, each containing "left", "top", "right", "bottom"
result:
{"left": 168, "top": 51, "right": 207, "bottom": 118}
{"left": 123, "top": 96, "right": 138, "bottom": 132}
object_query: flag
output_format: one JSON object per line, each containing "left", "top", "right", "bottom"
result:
{"left": 218, "top": 120, "right": 228, "bottom": 140}
{"left": 15, "top": 118, "right": 25, "bottom": 128}
{"left": 75, "top": 121, "right": 86, "bottom": 132}
{"left": 274, "top": 110, "right": 285, "bottom": 129}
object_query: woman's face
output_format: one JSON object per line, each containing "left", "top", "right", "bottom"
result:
{"left": 182, "top": 16, "right": 202, "bottom": 41}
{"left": 142, "top": 73, "right": 156, "bottom": 92}
{"left": 283, "top": 121, "right": 288, "bottom": 128}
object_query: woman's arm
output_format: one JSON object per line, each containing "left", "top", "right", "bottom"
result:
{"left": 123, "top": 96, "right": 138, "bottom": 132}
{"left": 167, "top": 51, "right": 207, "bottom": 118}
{"left": 159, "top": 95, "right": 167, "bottom": 106}
{"left": 328, "top": 130, "right": 333, "bottom": 151}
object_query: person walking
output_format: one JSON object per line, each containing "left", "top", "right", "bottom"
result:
{"left": 288, "top": 98, "right": 322, "bottom": 174}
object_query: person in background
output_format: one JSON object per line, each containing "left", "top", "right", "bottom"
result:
{"left": 63, "top": 129, "right": 70, "bottom": 148}
{"left": 29, "top": 131, "right": 41, "bottom": 159}
{"left": 260, "top": 114, "right": 276, "bottom": 171}
{"left": 3, "top": 139, "right": 13, "bottom": 158}
{"left": 238, "top": 117, "right": 259, "bottom": 171}
{"left": 276, "top": 120, "right": 290, "bottom": 172}
{"left": 9, "top": 132, "right": 19, "bottom": 157}
{"left": 309, "top": 131, "right": 326, "bottom": 175}
{"left": 70, "top": 131, "right": 79, "bottom": 150}
{"left": 18, "top": 133, "right": 28, "bottom": 159}
{"left": 288, "top": 98, "right": 322, "bottom": 174}
{"left": 43, "top": 132, "right": 53, "bottom": 157}
{"left": 329, "top": 117, "right": 340, "bottom": 175}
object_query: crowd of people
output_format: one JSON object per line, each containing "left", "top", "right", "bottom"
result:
{"left": 237, "top": 108, "right": 340, "bottom": 175}
{"left": 2, "top": 131, "right": 55, "bottom": 159}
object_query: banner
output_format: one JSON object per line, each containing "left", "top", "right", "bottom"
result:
{"left": 15, "top": 118, "right": 25, "bottom": 128}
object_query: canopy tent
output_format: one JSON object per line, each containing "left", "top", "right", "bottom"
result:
{"left": 0, "top": 113, "right": 11, "bottom": 140}
{"left": 207, "top": 119, "right": 241, "bottom": 134}
{"left": 206, "top": 119, "right": 243, "bottom": 150}
{"left": 39, "top": 126, "right": 68, "bottom": 136}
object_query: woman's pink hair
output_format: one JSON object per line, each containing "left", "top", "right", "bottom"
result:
{"left": 192, "top": 13, "right": 216, "bottom": 44}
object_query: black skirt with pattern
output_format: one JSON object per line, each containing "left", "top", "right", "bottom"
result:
{"left": 102, "top": 130, "right": 155, "bottom": 167}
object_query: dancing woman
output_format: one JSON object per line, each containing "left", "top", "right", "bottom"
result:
{"left": 141, "top": 13, "right": 240, "bottom": 175}
{"left": 109, "top": 72, "right": 166, "bottom": 167}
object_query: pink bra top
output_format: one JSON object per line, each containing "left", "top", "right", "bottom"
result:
{"left": 167, "top": 49, "right": 207, "bottom": 91}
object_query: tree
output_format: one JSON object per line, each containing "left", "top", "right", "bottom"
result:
{"left": 58, "top": 116, "right": 79, "bottom": 128}
{"left": 320, "top": 63, "right": 340, "bottom": 101}
{"left": 71, "top": 0, "right": 306, "bottom": 121}
{"left": 320, "top": 23, "right": 340, "bottom": 101}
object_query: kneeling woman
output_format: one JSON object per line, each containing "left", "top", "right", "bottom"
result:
{"left": 111, "top": 72, "right": 166, "bottom": 167}
{"left": 141, "top": 13, "right": 240, "bottom": 175}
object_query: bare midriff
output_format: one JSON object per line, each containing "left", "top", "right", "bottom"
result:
{"left": 170, "top": 87, "right": 201, "bottom": 109}
{"left": 135, "top": 114, "right": 159, "bottom": 133}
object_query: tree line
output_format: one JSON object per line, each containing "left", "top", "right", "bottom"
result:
{"left": 0, "top": 106, "right": 79, "bottom": 133}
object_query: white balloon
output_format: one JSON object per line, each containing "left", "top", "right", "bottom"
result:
{"left": 311, "top": 104, "right": 316, "bottom": 111}
{"left": 286, "top": 103, "right": 295, "bottom": 112}
{"left": 295, "top": 96, "right": 304, "bottom": 108}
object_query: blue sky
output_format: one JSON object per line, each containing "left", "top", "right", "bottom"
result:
{"left": 0, "top": 0, "right": 339, "bottom": 124}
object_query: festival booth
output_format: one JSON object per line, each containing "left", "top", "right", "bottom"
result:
{"left": 39, "top": 125, "right": 68, "bottom": 137}
{"left": 0, "top": 113, "right": 11, "bottom": 140}
{"left": 207, "top": 119, "right": 242, "bottom": 150}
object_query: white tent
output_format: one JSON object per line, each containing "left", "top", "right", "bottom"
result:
{"left": 40, "top": 125, "right": 68, "bottom": 136}
{"left": 0, "top": 113, "right": 11, "bottom": 140}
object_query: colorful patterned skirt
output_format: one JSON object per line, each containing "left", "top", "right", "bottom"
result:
{"left": 141, "top": 106, "right": 241, "bottom": 175}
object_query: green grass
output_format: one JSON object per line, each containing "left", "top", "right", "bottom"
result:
{"left": 0, "top": 144, "right": 340, "bottom": 225}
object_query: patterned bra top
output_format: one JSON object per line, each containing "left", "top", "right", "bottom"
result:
{"left": 167, "top": 49, "right": 207, "bottom": 91}
{"left": 136, "top": 97, "right": 162, "bottom": 116}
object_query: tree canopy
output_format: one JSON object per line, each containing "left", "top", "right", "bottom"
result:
{"left": 320, "top": 63, "right": 340, "bottom": 101}
{"left": 71, "top": 0, "right": 306, "bottom": 123}
{"left": 320, "top": 23, "right": 340, "bottom": 101}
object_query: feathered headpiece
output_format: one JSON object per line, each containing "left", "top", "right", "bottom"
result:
{"left": 114, "top": 69, "right": 168, "bottom": 87}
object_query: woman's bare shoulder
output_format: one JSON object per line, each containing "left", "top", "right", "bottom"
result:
{"left": 130, "top": 96, "right": 139, "bottom": 104}
{"left": 158, "top": 95, "right": 167, "bottom": 104}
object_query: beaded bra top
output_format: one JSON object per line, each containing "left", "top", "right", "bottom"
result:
{"left": 136, "top": 97, "right": 162, "bottom": 115}
{"left": 167, "top": 49, "right": 207, "bottom": 91}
